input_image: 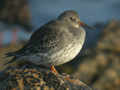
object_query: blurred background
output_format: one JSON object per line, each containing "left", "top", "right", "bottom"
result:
{"left": 0, "top": 0, "right": 120, "bottom": 90}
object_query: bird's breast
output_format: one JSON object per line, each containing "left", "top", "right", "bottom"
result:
{"left": 48, "top": 38, "right": 85, "bottom": 65}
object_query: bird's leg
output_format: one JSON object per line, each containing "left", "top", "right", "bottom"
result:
{"left": 50, "top": 65, "right": 58, "bottom": 75}
{"left": 50, "top": 66, "right": 75, "bottom": 83}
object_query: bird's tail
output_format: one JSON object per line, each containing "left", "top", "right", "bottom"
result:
{"left": 4, "top": 57, "right": 18, "bottom": 65}
{"left": 5, "top": 52, "right": 18, "bottom": 65}
{"left": 6, "top": 52, "right": 16, "bottom": 57}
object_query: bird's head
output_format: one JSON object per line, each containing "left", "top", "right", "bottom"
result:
{"left": 58, "top": 10, "right": 95, "bottom": 29}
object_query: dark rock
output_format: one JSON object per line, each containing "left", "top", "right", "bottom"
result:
{"left": 0, "top": 0, "right": 32, "bottom": 32}
{"left": 0, "top": 65, "right": 94, "bottom": 90}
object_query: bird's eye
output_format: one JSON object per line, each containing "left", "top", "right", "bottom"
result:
{"left": 70, "top": 17, "right": 76, "bottom": 21}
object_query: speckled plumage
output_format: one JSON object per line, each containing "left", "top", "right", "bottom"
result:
{"left": 6, "top": 10, "right": 86, "bottom": 66}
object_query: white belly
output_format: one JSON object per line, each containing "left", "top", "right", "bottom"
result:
{"left": 49, "top": 41, "right": 83, "bottom": 65}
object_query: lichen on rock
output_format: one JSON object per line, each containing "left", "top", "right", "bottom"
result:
{"left": 0, "top": 65, "right": 94, "bottom": 90}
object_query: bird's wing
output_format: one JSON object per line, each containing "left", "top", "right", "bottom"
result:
{"left": 7, "top": 21, "right": 72, "bottom": 57}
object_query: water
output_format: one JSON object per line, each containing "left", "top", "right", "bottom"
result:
{"left": 0, "top": 0, "right": 120, "bottom": 46}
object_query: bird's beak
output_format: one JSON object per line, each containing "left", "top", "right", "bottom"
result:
{"left": 78, "top": 21, "right": 95, "bottom": 30}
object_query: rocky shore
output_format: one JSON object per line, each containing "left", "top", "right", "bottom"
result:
{"left": 0, "top": 65, "right": 93, "bottom": 90}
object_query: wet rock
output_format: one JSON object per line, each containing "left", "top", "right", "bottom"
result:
{"left": 0, "top": 65, "right": 94, "bottom": 90}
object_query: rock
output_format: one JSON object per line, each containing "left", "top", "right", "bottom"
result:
{"left": 0, "top": 0, "right": 32, "bottom": 31}
{"left": 74, "top": 20, "right": 120, "bottom": 90}
{"left": 0, "top": 65, "right": 94, "bottom": 90}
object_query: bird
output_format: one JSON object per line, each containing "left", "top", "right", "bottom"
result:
{"left": 5, "top": 10, "right": 94, "bottom": 74}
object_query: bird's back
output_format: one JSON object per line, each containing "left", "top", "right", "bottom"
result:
{"left": 7, "top": 20, "right": 75, "bottom": 56}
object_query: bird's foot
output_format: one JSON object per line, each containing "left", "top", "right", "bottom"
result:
{"left": 50, "top": 65, "right": 59, "bottom": 75}
{"left": 50, "top": 66, "right": 76, "bottom": 83}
